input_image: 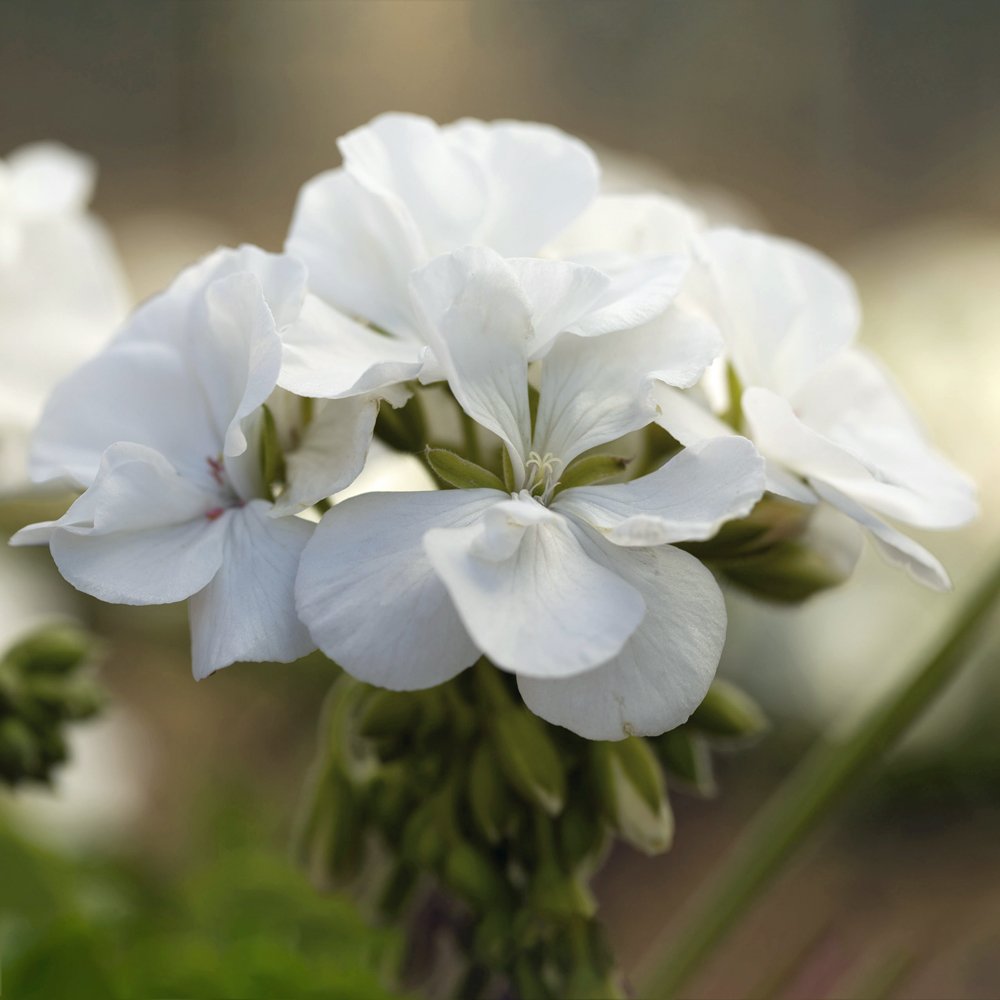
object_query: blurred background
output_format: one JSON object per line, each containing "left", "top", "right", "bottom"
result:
{"left": 2, "top": 2, "right": 1000, "bottom": 997}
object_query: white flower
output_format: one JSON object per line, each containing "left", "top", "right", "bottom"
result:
{"left": 12, "top": 246, "right": 377, "bottom": 679}
{"left": 0, "top": 143, "right": 129, "bottom": 487}
{"left": 296, "top": 247, "right": 765, "bottom": 740}
{"left": 278, "top": 114, "right": 687, "bottom": 403}
{"left": 652, "top": 227, "right": 978, "bottom": 590}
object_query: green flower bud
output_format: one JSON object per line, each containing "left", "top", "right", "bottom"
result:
{"left": 319, "top": 769, "right": 367, "bottom": 884}
{"left": 358, "top": 689, "right": 422, "bottom": 741}
{"left": 690, "top": 679, "right": 769, "bottom": 742}
{"left": 655, "top": 728, "right": 717, "bottom": 797}
{"left": 557, "top": 798, "right": 608, "bottom": 871}
{"left": 444, "top": 843, "right": 510, "bottom": 909}
{"left": 4, "top": 625, "right": 92, "bottom": 676}
{"left": 492, "top": 707, "right": 567, "bottom": 816}
{"left": 425, "top": 447, "right": 506, "bottom": 491}
{"left": 715, "top": 537, "right": 854, "bottom": 603}
{"left": 467, "top": 741, "right": 513, "bottom": 844}
{"left": 591, "top": 740, "right": 674, "bottom": 855}
{"left": 258, "top": 402, "right": 286, "bottom": 490}
{"left": 0, "top": 717, "right": 42, "bottom": 781}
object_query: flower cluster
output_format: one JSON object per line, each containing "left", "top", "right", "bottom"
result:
{"left": 13, "top": 114, "right": 976, "bottom": 740}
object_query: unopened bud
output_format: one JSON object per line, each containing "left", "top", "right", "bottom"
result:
{"left": 467, "top": 742, "right": 512, "bottom": 844}
{"left": 425, "top": 448, "right": 505, "bottom": 491}
{"left": 492, "top": 707, "right": 566, "bottom": 816}
{"left": 654, "top": 728, "right": 716, "bottom": 797}
{"left": 690, "top": 679, "right": 768, "bottom": 742}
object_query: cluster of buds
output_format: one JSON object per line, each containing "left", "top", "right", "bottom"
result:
{"left": 0, "top": 625, "right": 101, "bottom": 786}
{"left": 297, "top": 663, "right": 766, "bottom": 998}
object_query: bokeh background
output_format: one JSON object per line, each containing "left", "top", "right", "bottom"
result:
{"left": 2, "top": 2, "right": 1000, "bottom": 997}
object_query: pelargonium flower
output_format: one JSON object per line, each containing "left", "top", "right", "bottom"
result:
{"left": 0, "top": 143, "right": 128, "bottom": 487}
{"left": 278, "top": 113, "right": 688, "bottom": 403}
{"left": 296, "top": 247, "right": 765, "bottom": 740}
{"left": 553, "top": 192, "right": 977, "bottom": 589}
{"left": 12, "top": 246, "right": 379, "bottom": 678}
{"left": 654, "top": 228, "right": 978, "bottom": 589}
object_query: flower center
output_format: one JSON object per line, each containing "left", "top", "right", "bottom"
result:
{"left": 523, "top": 451, "right": 562, "bottom": 504}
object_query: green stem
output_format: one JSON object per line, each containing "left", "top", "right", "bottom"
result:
{"left": 640, "top": 555, "right": 1000, "bottom": 999}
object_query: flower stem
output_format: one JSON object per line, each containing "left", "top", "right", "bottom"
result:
{"left": 639, "top": 555, "right": 1000, "bottom": 999}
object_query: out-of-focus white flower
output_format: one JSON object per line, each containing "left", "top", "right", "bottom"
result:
{"left": 297, "top": 247, "right": 764, "bottom": 740}
{"left": 12, "top": 247, "right": 377, "bottom": 679}
{"left": 279, "top": 113, "right": 684, "bottom": 403}
{"left": 0, "top": 143, "right": 129, "bottom": 488}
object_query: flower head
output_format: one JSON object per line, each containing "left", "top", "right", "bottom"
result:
{"left": 296, "top": 247, "right": 765, "bottom": 739}
{"left": 13, "top": 246, "right": 378, "bottom": 679}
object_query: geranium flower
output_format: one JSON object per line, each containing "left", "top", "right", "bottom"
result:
{"left": 12, "top": 247, "right": 377, "bottom": 678}
{"left": 278, "top": 114, "right": 688, "bottom": 402}
{"left": 0, "top": 143, "right": 128, "bottom": 487}
{"left": 653, "top": 227, "right": 978, "bottom": 589}
{"left": 296, "top": 247, "right": 765, "bottom": 739}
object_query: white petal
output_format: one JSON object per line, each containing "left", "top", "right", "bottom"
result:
{"left": 704, "top": 228, "right": 860, "bottom": 396}
{"left": 791, "top": 349, "right": 978, "bottom": 529}
{"left": 410, "top": 247, "right": 532, "bottom": 472}
{"left": 278, "top": 293, "right": 425, "bottom": 399}
{"left": 535, "top": 310, "right": 721, "bottom": 465}
{"left": 189, "top": 500, "right": 315, "bottom": 679}
{"left": 45, "top": 444, "right": 228, "bottom": 605}
{"left": 505, "top": 257, "right": 610, "bottom": 352}
{"left": 567, "top": 256, "right": 689, "bottom": 338}
{"left": 199, "top": 272, "right": 284, "bottom": 457}
{"left": 446, "top": 118, "right": 600, "bottom": 255}
{"left": 554, "top": 436, "right": 765, "bottom": 546}
{"left": 30, "top": 339, "right": 217, "bottom": 488}
{"left": 340, "top": 113, "right": 488, "bottom": 257}
{"left": 808, "top": 480, "right": 950, "bottom": 591}
{"left": 296, "top": 489, "right": 499, "bottom": 689}
{"left": 6, "top": 143, "right": 95, "bottom": 216}
{"left": 424, "top": 495, "right": 645, "bottom": 678}
{"left": 285, "top": 168, "right": 425, "bottom": 336}
{"left": 546, "top": 192, "right": 705, "bottom": 260}
{"left": 743, "top": 387, "right": 970, "bottom": 529}
{"left": 271, "top": 396, "right": 378, "bottom": 516}
{"left": 651, "top": 382, "right": 734, "bottom": 447}
{"left": 518, "top": 539, "right": 724, "bottom": 740}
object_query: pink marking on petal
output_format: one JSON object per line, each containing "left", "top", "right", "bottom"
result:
{"left": 206, "top": 507, "right": 225, "bottom": 522}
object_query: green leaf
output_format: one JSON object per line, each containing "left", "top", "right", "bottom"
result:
{"left": 557, "top": 454, "right": 630, "bottom": 492}
{"left": 425, "top": 447, "right": 506, "bottom": 491}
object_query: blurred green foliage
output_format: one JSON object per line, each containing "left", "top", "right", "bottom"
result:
{"left": 0, "top": 807, "right": 405, "bottom": 1000}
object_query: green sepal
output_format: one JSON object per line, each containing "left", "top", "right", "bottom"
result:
{"left": 556, "top": 454, "right": 630, "bottom": 492}
{"left": 357, "top": 689, "right": 422, "bottom": 741}
{"left": 425, "top": 447, "right": 506, "bottom": 491}
{"left": 444, "top": 843, "right": 510, "bottom": 909}
{"left": 654, "top": 728, "right": 717, "bottom": 797}
{"left": 492, "top": 707, "right": 567, "bottom": 816}
{"left": 690, "top": 680, "right": 769, "bottom": 742}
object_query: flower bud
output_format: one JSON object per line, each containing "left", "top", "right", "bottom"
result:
{"left": 654, "top": 728, "right": 716, "bottom": 797}
{"left": 467, "top": 741, "right": 513, "bottom": 844}
{"left": 4, "top": 624, "right": 92, "bottom": 676}
{"left": 690, "top": 679, "right": 768, "bottom": 742}
{"left": 591, "top": 739, "right": 674, "bottom": 855}
{"left": 492, "top": 707, "right": 566, "bottom": 816}
{"left": 444, "top": 843, "right": 510, "bottom": 909}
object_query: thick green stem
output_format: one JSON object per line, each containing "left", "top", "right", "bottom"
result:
{"left": 640, "top": 556, "right": 1000, "bottom": 999}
